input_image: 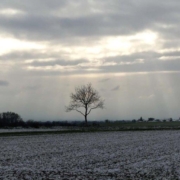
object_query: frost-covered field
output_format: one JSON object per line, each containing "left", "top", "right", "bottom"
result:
{"left": 0, "top": 131, "right": 180, "bottom": 180}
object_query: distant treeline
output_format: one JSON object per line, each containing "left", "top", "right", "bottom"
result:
{"left": 0, "top": 112, "right": 179, "bottom": 128}
{"left": 0, "top": 112, "right": 24, "bottom": 127}
{"left": 0, "top": 111, "right": 100, "bottom": 128}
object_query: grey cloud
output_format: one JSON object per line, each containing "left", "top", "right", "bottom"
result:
{"left": 104, "top": 51, "right": 160, "bottom": 64}
{"left": 162, "top": 51, "right": 180, "bottom": 57}
{"left": 100, "top": 60, "right": 180, "bottom": 74}
{"left": 99, "top": 78, "right": 110, "bottom": 83}
{"left": 1, "top": 0, "right": 179, "bottom": 77}
{"left": 111, "top": 86, "right": 120, "bottom": 91}
{"left": 5, "top": 50, "right": 180, "bottom": 77}
{"left": 162, "top": 41, "right": 180, "bottom": 50}
{"left": 0, "top": 0, "right": 180, "bottom": 43}
{"left": 14, "top": 58, "right": 180, "bottom": 77}
{"left": 102, "top": 51, "right": 180, "bottom": 74}
{"left": 0, "top": 51, "right": 63, "bottom": 61}
{"left": 0, "top": 51, "right": 43, "bottom": 61}
{"left": 23, "top": 85, "right": 40, "bottom": 91}
{"left": 0, "top": 80, "right": 9, "bottom": 86}
{"left": 29, "top": 59, "right": 89, "bottom": 67}
{"left": 0, "top": 0, "right": 67, "bottom": 14}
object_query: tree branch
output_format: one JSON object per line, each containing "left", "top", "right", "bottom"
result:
{"left": 87, "top": 100, "right": 104, "bottom": 115}
{"left": 75, "top": 109, "right": 85, "bottom": 116}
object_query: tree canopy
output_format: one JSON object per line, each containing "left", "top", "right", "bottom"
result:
{"left": 66, "top": 83, "right": 104, "bottom": 125}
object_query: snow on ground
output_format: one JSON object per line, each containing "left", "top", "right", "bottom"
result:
{"left": 0, "top": 131, "right": 180, "bottom": 179}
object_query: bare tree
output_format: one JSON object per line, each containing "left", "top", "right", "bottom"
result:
{"left": 66, "top": 83, "right": 104, "bottom": 125}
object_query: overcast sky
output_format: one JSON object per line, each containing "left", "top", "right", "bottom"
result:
{"left": 0, "top": 0, "right": 180, "bottom": 121}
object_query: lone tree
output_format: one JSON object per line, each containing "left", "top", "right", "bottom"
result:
{"left": 66, "top": 83, "right": 104, "bottom": 125}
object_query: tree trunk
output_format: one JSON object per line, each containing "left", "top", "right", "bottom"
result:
{"left": 85, "top": 115, "right": 88, "bottom": 126}
{"left": 85, "top": 104, "right": 88, "bottom": 126}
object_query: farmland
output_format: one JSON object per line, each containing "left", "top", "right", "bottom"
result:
{"left": 0, "top": 131, "right": 180, "bottom": 179}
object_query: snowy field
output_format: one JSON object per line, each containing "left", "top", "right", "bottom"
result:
{"left": 0, "top": 131, "right": 180, "bottom": 179}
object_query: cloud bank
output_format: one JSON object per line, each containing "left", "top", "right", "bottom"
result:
{"left": 0, "top": 0, "right": 180, "bottom": 120}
